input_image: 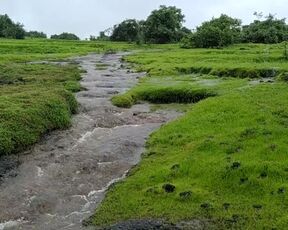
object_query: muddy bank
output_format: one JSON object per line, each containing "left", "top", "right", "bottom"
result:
{"left": 0, "top": 53, "right": 181, "bottom": 230}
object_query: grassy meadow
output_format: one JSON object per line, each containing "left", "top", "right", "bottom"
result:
{"left": 2, "top": 38, "right": 288, "bottom": 229}
{"left": 92, "top": 43, "right": 288, "bottom": 229}
{"left": 0, "top": 39, "right": 141, "bottom": 155}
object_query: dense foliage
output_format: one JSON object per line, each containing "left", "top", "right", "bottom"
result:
{"left": 110, "top": 19, "right": 140, "bottom": 42}
{"left": 51, "top": 32, "right": 80, "bottom": 40}
{"left": 242, "top": 14, "right": 288, "bottom": 44}
{"left": 109, "top": 5, "right": 188, "bottom": 44}
{"left": 143, "top": 5, "right": 186, "bottom": 44}
{"left": 25, "top": 30, "right": 47, "bottom": 38}
{"left": 181, "top": 14, "right": 241, "bottom": 48}
{"left": 0, "top": 14, "right": 25, "bottom": 39}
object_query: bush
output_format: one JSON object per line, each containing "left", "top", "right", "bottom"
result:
{"left": 25, "top": 31, "right": 47, "bottom": 39}
{"left": 181, "top": 14, "right": 241, "bottom": 48}
{"left": 241, "top": 14, "right": 288, "bottom": 44}
{"left": 51, "top": 32, "right": 80, "bottom": 40}
{"left": 110, "top": 19, "right": 140, "bottom": 42}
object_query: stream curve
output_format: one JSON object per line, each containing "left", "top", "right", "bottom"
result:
{"left": 0, "top": 53, "right": 180, "bottom": 230}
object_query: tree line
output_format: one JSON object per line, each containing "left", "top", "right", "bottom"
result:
{"left": 106, "top": 6, "right": 288, "bottom": 48}
{"left": 0, "top": 14, "right": 79, "bottom": 40}
{"left": 1, "top": 5, "right": 288, "bottom": 48}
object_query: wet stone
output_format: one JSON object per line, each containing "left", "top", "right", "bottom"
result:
{"left": 29, "top": 195, "right": 57, "bottom": 214}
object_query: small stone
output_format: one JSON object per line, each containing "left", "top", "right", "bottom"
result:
{"left": 162, "top": 184, "right": 176, "bottom": 193}
{"left": 179, "top": 191, "right": 192, "bottom": 199}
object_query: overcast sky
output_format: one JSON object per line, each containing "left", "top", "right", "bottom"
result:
{"left": 0, "top": 0, "right": 287, "bottom": 39}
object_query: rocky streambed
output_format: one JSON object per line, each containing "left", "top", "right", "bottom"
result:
{"left": 0, "top": 53, "right": 181, "bottom": 230}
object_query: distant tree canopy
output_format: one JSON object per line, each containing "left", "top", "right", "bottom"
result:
{"left": 241, "top": 14, "right": 288, "bottom": 44}
{"left": 0, "top": 14, "right": 25, "bottom": 39}
{"left": 109, "top": 5, "right": 187, "bottom": 44}
{"left": 110, "top": 19, "right": 140, "bottom": 42}
{"left": 25, "top": 31, "right": 47, "bottom": 39}
{"left": 50, "top": 32, "right": 80, "bottom": 40}
{"left": 181, "top": 14, "right": 242, "bottom": 48}
{"left": 143, "top": 5, "right": 186, "bottom": 44}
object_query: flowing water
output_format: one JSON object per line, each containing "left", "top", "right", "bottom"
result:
{"left": 0, "top": 53, "right": 181, "bottom": 230}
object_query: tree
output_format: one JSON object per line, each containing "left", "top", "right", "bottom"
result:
{"left": 0, "top": 14, "right": 25, "bottom": 39}
{"left": 50, "top": 32, "right": 80, "bottom": 40}
{"left": 241, "top": 14, "right": 288, "bottom": 44}
{"left": 181, "top": 14, "right": 241, "bottom": 48}
{"left": 110, "top": 19, "right": 140, "bottom": 42}
{"left": 144, "top": 5, "right": 185, "bottom": 44}
{"left": 25, "top": 31, "right": 47, "bottom": 38}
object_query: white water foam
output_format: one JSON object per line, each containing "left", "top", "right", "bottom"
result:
{"left": 0, "top": 218, "right": 27, "bottom": 230}
{"left": 36, "top": 166, "right": 44, "bottom": 177}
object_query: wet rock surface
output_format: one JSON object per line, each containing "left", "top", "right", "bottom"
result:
{"left": 0, "top": 53, "right": 181, "bottom": 230}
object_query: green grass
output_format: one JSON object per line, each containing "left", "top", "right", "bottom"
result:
{"left": 93, "top": 44, "right": 288, "bottom": 229}
{"left": 0, "top": 63, "right": 81, "bottom": 155}
{"left": 125, "top": 43, "right": 288, "bottom": 77}
{"left": 111, "top": 74, "right": 248, "bottom": 108}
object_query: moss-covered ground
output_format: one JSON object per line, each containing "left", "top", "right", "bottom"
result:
{"left": 93, "top": 43, "right": 288, "bottom": 229}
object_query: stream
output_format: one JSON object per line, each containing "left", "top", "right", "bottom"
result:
{"left": 0, "top": 53, "right": 181, "bottom": 230}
